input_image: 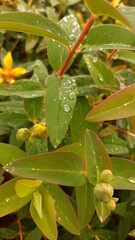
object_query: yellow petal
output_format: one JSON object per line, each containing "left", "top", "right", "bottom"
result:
{"left": 7, "top": 78, "right": 15, "bottom": 85}
{"left": 111, "top": 0, "right": 121, "bottom": 7}
{"left": 0, "top": 68, "right": 4, "bottom": 74}
{"left": 3, "top": 52, "right": 13, "bottom": 69}
{"left": 12, "top": 67, "right": 26, "bottom": 77}
{"left": 0, "top": 77, "right": 4, "bottom": 84}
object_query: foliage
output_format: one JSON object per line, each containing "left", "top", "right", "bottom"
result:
{"left": 0, "top": 0, "right": 135, "bottom": 239}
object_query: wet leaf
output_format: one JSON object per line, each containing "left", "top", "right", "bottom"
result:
{"left": 86, "top": 84, "right": 135, "bottom": 122}
{"left": 4, "top": 152, "right": 86, "bottom": 186}
{"left": 85, "top": 129, "right": 112, "bottom": 185}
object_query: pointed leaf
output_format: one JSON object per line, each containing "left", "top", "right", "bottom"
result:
{"left": 83, "top": 25, "right": 135, "bottom": 50}
{"left": 0, "top": 178, "right": 32, "bottom": 217}
{"left": 4, "top": 152, "right": 86, "bottom": 186}
{"left": 84, "top": 0, "right": 134, "bottom": 31}
{"left": 30, "top": 187, "right": 57, "bottom": 240}
{"left": 45, "top": 74, "right": 77, "bottom": 147}
{"left": 15, "top": 179, "right": 42, "bottom": 198}
{"left": 75, "top": 182, "right": 95, "bottom": 229}
{"left": 84, "top": 55, "right": 117, "bottom": 86}
{"left": 33, "top": 191, "right": 43, "bottom": 219}
{"left": 87, "top": 84, "right": 135, "bottom": 122}
{"left": 25, "top": 228, "right": 42, "bottom": 240}
{"left": 85, "top": 129, "right": 112, "bottom": 185}
{"left": 114, "top": 50, "right": 135, "bottom": 64}
{"left": 94, "top": 198, "right": 111, "bottom": 223}
{"left": 0, "top": 12, "right": 69, "bottom": 47}
{"left": 111, "top": 157, "right": 135, "bottom": 190}
{"left": 44, "top": 184, "right": 80, "bottom": 235}
{"left": 0, "top": 143, "right": 26, "bottom": 166}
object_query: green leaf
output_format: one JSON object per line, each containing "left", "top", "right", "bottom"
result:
{"left": 129, "top": 229, "right": 135, "bottom": 238}
{"left": 101, "top": 135, "right": 129, "bottom": 155}
{"left": 119, "top": 6, "right": 135, "bottom": 28}
{"left": 34, "top": 59, "right": 48, "bottom": 85}
{"left": 4, "top": 152, "right": 86, "bottom": 186}
{"left": 75, "top": 181, "right": 95, "bottom": 229}
{"left": 94, "top": 198, "right": 111, "bottom": 223}
{"left": 47, "top": 14, "right": 81, "bottom": 71}
{"left": 84, "top": 0, "right": 134, "bottom": 31}
{"left": 86, "top": 84, "right": 135, "bottom": 122}
{"left": 32, "top": 191, "right": 43, "bottom": 219}
{"left": 83, "top": 25, "right": 135, "bottom": 50}
{"left": 26, "top": 137, "right": 48, "bottom": 155}
{"left": 0, "top": 12, "right": 69, "bottom": 47}
{"left": 0, "top": 143, "right": 26, "bottom": 166}
{"left": 15, "top": 179, "right": 42, "bottom": 198}
{"left": 0, "top": 178, "right": 32, "bottom": 217}
{"left": 111, "top": 157, "right": 135, "bottom": 190}
{"left": 0, "top": 101, "right": 24, "bottom": 114}
{"left": 114, "top": 50, "right": 135, "bottom": 64}
{"left": 57, "top": 142, "right": 85, "bottom": 160}
{"left": 45, "top": 74, "right": 77, "bottom": 148}
{"left": 70, "top": 97, "right": 99, "bottom": 143}
{"left": 44, "top": 184, "right": 80, "bottom": 235}
{"left": 0, "top": 80, "right": 44, "bottom": 98}
{"left": 0, "top": 228, "right": 18, "bottom": 239}
{"left": 30, "top": 187, "right": 57, "bottom": 240}
{"left": 0, "top": 111, "right": 27, "bottom": 128}
{"left": 24, "top": 97, "right": 43, "bottom": 122}
{"left": 84, "top": 55, "right": 117, "bottom": 86}
{"left": 85, "top": 129, "right": 112, "bottom": 185}
{"left": 25, "top": 228, "right": 42, "bottom": 240}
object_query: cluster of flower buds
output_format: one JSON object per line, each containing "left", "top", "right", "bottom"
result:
{"left": 16, "top": 122, "right": 48, "bottom": 142}
{"left": 94, "top": 169, "right": 118, "bottom": 211}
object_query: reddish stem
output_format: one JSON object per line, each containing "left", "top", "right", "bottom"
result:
{"left": 107, "top": 49, "right": 118, "bottom": 60}
{"left": 18, "top": 219, "right": 23, "bottom": 240}
{"left": 101, "top": 121, "right": 135, "bottom": 138}
{"left": 58, "top": 14, "right": 95, "bottom": 78}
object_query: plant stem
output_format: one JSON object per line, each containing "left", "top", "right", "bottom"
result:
{"left": 58, "top": 14, "right": 95, "bottom": 78}
{"left": 101, "top": 121, "right": 135, "bottom": 138}
{"left": 107, "top": 49, "right": 117, "bottom": 60}
{"left": 18, "top": 219, "right": 23, "bottom": 240}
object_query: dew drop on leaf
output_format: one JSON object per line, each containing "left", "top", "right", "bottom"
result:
{"left": 63, "top": 104, "right": 71, "bottom": 112}
{"left": 68, "top": 92, "right": 76, "bottom": 100}
{"left": 128, "top": 177, "right": 135, "bottom": 183}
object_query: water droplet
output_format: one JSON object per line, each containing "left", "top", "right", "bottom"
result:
{"left": 32, "top": 168, "right": 36, "bottom": 171}
{"left": 92, "top": 57, "right": 98, "bottom": 63}
{"left": 92, "top": 150, "right": 96, "bottom": 155}
{"left": 68, "top": 92, "right": 76, "bottom": 100}
{"left": 5, "top": 198, "right": 10, "bottom": 202}
{"left": 98, "top": 73, "right": 104, "bottom": 82}
{"left": 124, "top": 102, "right": 129, "bottom": 107}
{"left": 63, "top": 104, "right": 71, "bottom": 113}
{"left": 70, "top": 34, "right": 76, "bottom": 41}
{"left": 128, "top": 177, "right": 135, "bottom": 183}
{"left": 58, "top": 217, "right": 61, "bottom": 221}
{"left": 12, "top": 167, "right": 15, "bottom": 172}
{"left": 65, "top": 216, "right": 68, "bottom": 220}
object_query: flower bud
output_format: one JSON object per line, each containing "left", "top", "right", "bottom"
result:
{"left": 16, "top": 128, "right": 31, "bottom": 142}
{"left": 105, "top": 198, "right": 116, "bottom": 211}
{"left": 94, "top": 183, "right": 114, "bottom": 203}
{"left": 34, "top": 123, "right": 48, "bottom": 139}
{"left": 100, "top": 169, "right": 113, "bottom": 183}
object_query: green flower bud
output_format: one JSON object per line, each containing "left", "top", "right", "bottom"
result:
{"left": 16, "top": 128, "right": 31, "bottom": 142}
{"left": 94, "top": 183, "right": 114, "bottom": 203}
{"left": 100, "top": 169, "right": 114, "bottom": 183}
{"left": 105, "top": 198, "right": 116, "bottom": 211}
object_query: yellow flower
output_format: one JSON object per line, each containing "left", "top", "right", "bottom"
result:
{"left": 0, "top": 52, "right": 26, "bottom": 84}
{"left": 111, "top": 0, "right": 124, "bottom": 7}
